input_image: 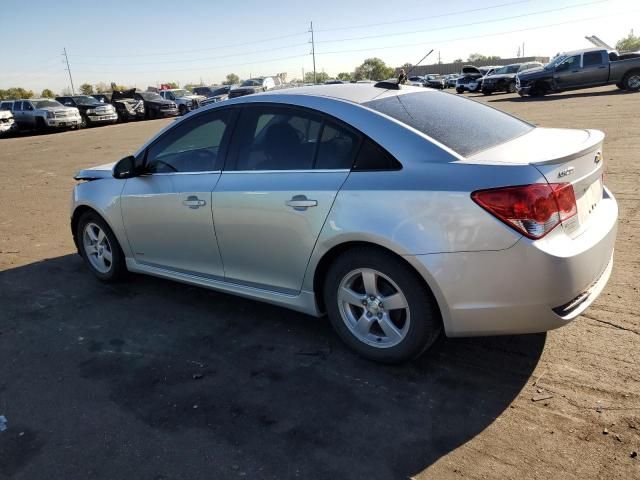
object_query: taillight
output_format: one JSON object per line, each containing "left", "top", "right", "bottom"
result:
{"left": 471, "top": 183, "right": 577, "bottom": 239}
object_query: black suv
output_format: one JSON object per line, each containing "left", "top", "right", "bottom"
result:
{"left": 134, "top": 91, "right": 179, "bottom": 119}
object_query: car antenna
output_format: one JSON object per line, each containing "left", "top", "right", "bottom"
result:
{"left": 373, "top": 49, "right": 434, "bottom": 94}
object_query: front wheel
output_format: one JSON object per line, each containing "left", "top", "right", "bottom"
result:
{"left": 324, "top": 248, "right": 441, "bottom": 363}
{"left": 482, "top": 90, "right": 492, "bottom": 96}
{"left": 507, "top": 81, "right": 517, "bottom": 94}
{"left": 455, "top": 87, "right": 464, "bottom": 94}
{"left": 77, "top": 211, "right": 127, "bottom": 282}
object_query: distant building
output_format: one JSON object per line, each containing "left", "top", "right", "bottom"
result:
{"left": 395, "top": 56, "right": 550, "bottom": 76}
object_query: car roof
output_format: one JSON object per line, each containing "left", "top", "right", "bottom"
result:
{"left": 257, "top": 83, "right": 431, "bottom": 105}
{"left": 561, "top": 47, "right": 610, "bottom": 56}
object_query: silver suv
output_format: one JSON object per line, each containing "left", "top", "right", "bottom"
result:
{"left": 8, "top": 98, "right": 81, "bottom": 131}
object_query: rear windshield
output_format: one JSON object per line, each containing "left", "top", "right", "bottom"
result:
{"left": 364, "top": 91, "right": 533, "bottom": 156}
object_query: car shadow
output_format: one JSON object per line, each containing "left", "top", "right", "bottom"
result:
{"left": 0, "top": 255, "right": 545, "bottom": 479}
{"left": 486, "top": 88, "right": 634, "bottom": 103}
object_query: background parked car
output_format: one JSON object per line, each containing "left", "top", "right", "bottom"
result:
{"left": 7, "top": 98, "right": 81, "bottom": 131}
{"left": 424, "top": 74, "right": 446, "bottom": 89}
{"left": 0, "top": 108, "right": 18, "bottom": 136}
{"left": 91, "top": 93, "right": 111, "bottom": 104}
{"left": 158, "top": 88, "right": 205, "bottom": 115}
{"left": 481, "top": 62, "right": 543, "bottom": 95}
{"left": 56, "top": 95, "right": 118, "bottom": 127}
{"left": 408, "top": 76, "right": 425, "bottom": 86}
{"left": 195, "top": 86, "right": 235, "bottom": 107}
{"left": 517, "top": 47, "right": 640, "bottom": 96}
{"left": 134, "top": 91, "right": 179, "bottom": 119}
{"left": 110, "top": 89, "right": 146, "bottom": 122}
{"left": 228, "top": 76, "right": 283, "bottom": 98}
{"left": 456, "top": 66, "right": 500, "bottom": 93}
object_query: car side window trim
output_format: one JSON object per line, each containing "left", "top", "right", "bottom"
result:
{"left": 223, "top": 102, "right": 374, "bottom": 172}
{"left": 138, "top": 106, "right": 240, "bottom": 176}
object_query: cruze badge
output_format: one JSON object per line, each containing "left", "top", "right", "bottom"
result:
{"left": 594, "top": 152, "right": 602, "bottom": 165}
{"left": 558, "top": 166, "right": 575, "bottom": 178}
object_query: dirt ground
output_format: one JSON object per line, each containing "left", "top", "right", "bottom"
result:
{"left": 0, "top": 85, "right": 638, "bottom": 480}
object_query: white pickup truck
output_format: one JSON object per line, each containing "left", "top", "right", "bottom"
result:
{"left": 158, "top": 89, "right": 205, "bottom": 115}
{"left": 3, "top": 98, "right": 82, "bottom": 131}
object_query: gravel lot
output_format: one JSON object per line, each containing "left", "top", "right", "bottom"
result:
{"left": 0, "top": 85, "right": 638, "bottom": 479}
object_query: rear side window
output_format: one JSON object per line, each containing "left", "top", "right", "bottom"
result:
{"left": 13, "top": 101, "right": 23, "bottom": 111}
{"left": 353, "top": 139, "right": 401, "bottom": 171}
{"left": 315, "top": 121, "right": 360, "bottom": 170}
{"left": 583, "top": 51, "right": 604, "bottom": 67}
{"left": 364, "top": 92, "right": 533, "bottom": 156}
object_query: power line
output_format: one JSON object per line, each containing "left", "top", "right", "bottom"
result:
{"left": 315, "top": 0, "right": 531, "bottom": 32}
{"left": 316, "top": 8, "right": 638, "bottom": 56}
{"left": 315, "top": 0, "right": 607, "bottom": 44}
{"left": 69, "top": 42, "right": 309, "bottom": 67}
{"left": 69, "top": 30, "right": 309, "bottom": 59}
{"left": 71, "top": 53, "right": 310, "bottom": 75}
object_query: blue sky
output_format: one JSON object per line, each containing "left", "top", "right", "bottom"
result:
{"left": 0, "top": 0, "right": 637, "bottom": 92}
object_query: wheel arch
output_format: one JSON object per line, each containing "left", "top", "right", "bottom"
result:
{"left": 71, "top": 203, "right": 126, "bottom": 255}
{"left": 311, "top": 240, "right": 448, "bottom": 330}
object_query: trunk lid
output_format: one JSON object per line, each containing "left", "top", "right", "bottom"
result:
{"left": 466, "top": 127, "right": 605, "bottom": 238}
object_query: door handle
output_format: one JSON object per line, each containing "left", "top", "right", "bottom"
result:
{"left": 183, "top": 196, "right": 206, "bottom": 209}
{"left": 286, "top": 195, "right": 317, "bottom": 211}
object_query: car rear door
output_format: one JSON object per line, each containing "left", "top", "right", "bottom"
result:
{"left": 120, "top": 107, "right": 237, "bottom": 278}
{"left": 212, "top": 104, "right": 361, "bottom": 293}
{"left": 574, "top": 50, "right": 610, "bottom": 87}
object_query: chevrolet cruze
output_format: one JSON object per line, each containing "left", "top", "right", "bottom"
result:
{"left": 71, "top": 84, "right": 617, "bottom": 363}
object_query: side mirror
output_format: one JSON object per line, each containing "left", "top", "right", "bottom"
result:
{"left": 113, "top": 155, "right": 140, "bottom": 179}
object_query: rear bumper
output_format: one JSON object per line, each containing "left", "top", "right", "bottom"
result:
{"left": 410, "top": 187, "right": 618, "bottom": 337}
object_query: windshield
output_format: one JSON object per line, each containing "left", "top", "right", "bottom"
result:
{"left": 33, "top": 100, "right": 63, "bottom": 109}
{"left": 139, "top": 92, "right": 162, "bottom": 101}
{"left": 546, "top": 55, "right": 567, "bottom": 69}
{"left": 364, "top": 92, "right": 533, "bottom": 156}
{"left": 495, "top": 65, "right": 520, "bottom": 74}
{"left": 241, "top": 79, "right": 263, "bottom": 87}
{"left": 170, "top": 89, "right": 190, "bottom": 97}
{"left": 72, "top": 96, "right": 98, "bottom": 105}
{"left": 211, "top": 87, "right": 228, "bottom": 95}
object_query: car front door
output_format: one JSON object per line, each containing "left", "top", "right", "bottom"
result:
{"left": 212, "top": 104, "right": 361, "bottom": 293}
{"left": 120, "top": 107, "right": 237, "bottom": 278}
{"left": 553, "top": 54, "right": 582, "bottom": 89}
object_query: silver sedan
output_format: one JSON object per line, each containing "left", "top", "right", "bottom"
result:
{"left": 71, "top": 84, "right": 617, "bottom": 363}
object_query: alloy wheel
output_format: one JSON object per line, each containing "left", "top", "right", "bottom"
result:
{"left": 82, "top": 222, "right": 113, "bottom": 274}
{"left": 628, "top": 74, "right": 640, "bottom": 90}
{"left": 337, "top": 268, "right": 410, "bottom": 348}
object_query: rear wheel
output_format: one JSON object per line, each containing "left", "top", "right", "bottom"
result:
{"left": 456, "top": 87, "right": 464, "bottom": 94}
{"left": 324, "top": 248, "right": 441, "bottom": 364}
{"left": 179, "top": 105, "right": 187, "bottom": 116}
{"left": 482, "top": 90, "right": 492, "bottom": 96}
{"left": 622, "top": 71, "right": 640, "bottom": 91}
{"left": 76, "top": 211, "right": 126, "bottom": 282}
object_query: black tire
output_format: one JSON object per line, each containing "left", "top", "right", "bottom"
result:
{"left": 76, "top": 211, "right": 127, "bottom": 282}
{"left": 507, "top": 81, "right": 517, "bottom": 94}
{"left": 616, "top": 82, "right": 625, "bottom": 90}
{"left": 35, "top": 117, "right": 46, "bottom": 132}
{"left": 179, "top": 105, "right": 187, "bottom": 116}
{"left": 80, "top": 115, "right": 88, "bottom": 128}
{"left": 482, "top": 90, "right": 492, "bottom": 96}
{"left": 622, "top": 70, "right": 640, "bottom": 91}
{"left": 323, "top": 247, "right": 441, "bottom": 364}
{"left": 529, "top": 82, "right": 547, "bottom": 97}
{"left": 455, "top": 87, "right": 464, "bottom": 94}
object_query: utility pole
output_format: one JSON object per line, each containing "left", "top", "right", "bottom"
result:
{"left": 62, "top": 47, "right": 75, "bottom": 94}
{"left": 310, "top": 21, "right": 317, "bottom": 84}
{"left": 302, "top": 67, "right": 305, "bottom": 83}
{"left": 438, "top": 51, "right": 441, "bottom": 64}
{"left": 522, "top": 42, "right": 525, "bottom": 58}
